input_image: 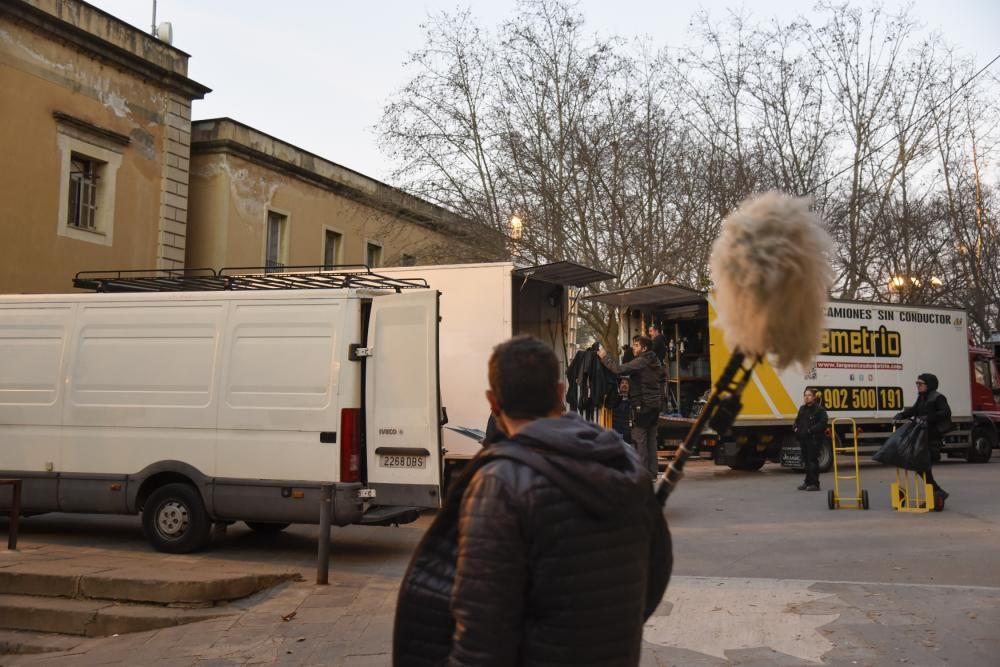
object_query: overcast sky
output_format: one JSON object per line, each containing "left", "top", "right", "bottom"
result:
{"left": 87, "top": 1, "right": 999, "bottom": 182}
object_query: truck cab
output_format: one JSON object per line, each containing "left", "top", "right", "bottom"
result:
{"left": 965, "top": 338, "right": 1000, "bottom": 462}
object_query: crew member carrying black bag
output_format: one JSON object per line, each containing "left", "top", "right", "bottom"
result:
{"left": 894, "top": 373, "right": 952, "bottom": 510}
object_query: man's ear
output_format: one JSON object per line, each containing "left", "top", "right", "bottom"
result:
{"left": 486, "top": 389, "right": 501, "bottom": 415}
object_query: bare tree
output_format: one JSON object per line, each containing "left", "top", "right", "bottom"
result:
{"left": 379, "top": 0, "right": 1000, "bottom": 344}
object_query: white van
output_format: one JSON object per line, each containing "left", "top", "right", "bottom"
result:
{"left": 0, "top": 269, "right": 443, "bottom": 552}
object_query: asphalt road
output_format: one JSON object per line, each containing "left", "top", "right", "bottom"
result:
{"left": 5, "top": 457, "right": 1000, "bottom": 665}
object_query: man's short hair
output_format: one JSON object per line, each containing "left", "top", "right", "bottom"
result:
{"left": 649, "top": 325, "right": 662, "bottom": 334}
{"left": 489, "top": 336, "right": 562, "bottom": 419}
{"left": 633, "top": 335, "right": 652, "bottom": 351}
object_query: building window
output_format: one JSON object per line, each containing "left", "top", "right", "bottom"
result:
{"left": 56, "top": 131, "right": 123, "bottom": 247}
{"left": 400, "top": 252, "right": 416, "bottom": 267}
{"left": 68, "top": 155, "right": 100, "bottom": 231}
{"left": 265, "top": 210, "right": 287, "bottom": 272}
{"left": 323, "top": 229, "right": 342, "bottom": 268}
{"left": 366, "top": 242, "right": 383, "bottom": 268}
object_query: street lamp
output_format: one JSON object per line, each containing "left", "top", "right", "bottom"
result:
{"left": 509, "top": 214, "right": 523, "bottom": 241}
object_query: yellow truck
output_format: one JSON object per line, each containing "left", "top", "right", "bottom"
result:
{"left": 587, "top": 285, "right": 1000, "bottom": 471}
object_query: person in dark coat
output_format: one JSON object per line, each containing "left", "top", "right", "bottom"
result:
{"left": 895, "top": 372, "right": 951, "bottom": 509}
{"left": 393, "top": 336, "right": 671, "bottom": 667}
{"left": 648, "top": 325, "right": 667, "bottom": 363}
{"left": 611, "top": 377, "right": 633, "bottom": 443}
{"left": 598, "top": 336, "right": 663, "bottom": 477}
{"left": 794, "top": 387, "right": 828, "bottom": 491}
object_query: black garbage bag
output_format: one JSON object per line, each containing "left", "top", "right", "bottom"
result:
{"left": 872, "top": 419, "right": 930, "bottom": 472}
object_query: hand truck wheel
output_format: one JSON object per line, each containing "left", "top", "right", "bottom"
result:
{"left": 827, "top": 489, "right": 836, "bottom": 510}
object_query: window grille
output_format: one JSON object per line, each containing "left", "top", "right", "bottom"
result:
{"left": 68, "top": 156, "right": 98, "bottom": 231}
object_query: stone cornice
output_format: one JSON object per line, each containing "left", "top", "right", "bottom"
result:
{"left": 53, "top": 111, "right": 131, "bottom": 145}
{"left": 1, "top": 1, "right": 211, "bottom": 100}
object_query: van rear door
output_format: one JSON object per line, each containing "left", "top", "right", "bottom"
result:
{"left": 364, "top": 290, "right": 443, "bottom": 509}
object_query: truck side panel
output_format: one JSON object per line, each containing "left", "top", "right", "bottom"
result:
{"left": 708, "top": 300, "right": 972, "bottom": 422}
{"left": 215, "top": 300, "right": 343, "bottom": 482}
{"left": 61, "top": 301, "right": 224, "bottom": 482}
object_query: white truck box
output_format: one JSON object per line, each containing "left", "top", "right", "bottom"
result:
{"left": 378, "top": 261, "right": 613, "bottom": 470}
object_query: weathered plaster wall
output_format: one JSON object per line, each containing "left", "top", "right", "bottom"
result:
{"left": 0, "top": 0, "right": 205, "bottom": 293}
{"left": 188, "top": 151, "right": 452, "bottom": 270}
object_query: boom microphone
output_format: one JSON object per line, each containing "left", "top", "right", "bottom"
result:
{"left": 655, "top": 192, "right": 833, "bottom": 504}
{"left": 709, "top": 192, "right": 834, "bottom": 370}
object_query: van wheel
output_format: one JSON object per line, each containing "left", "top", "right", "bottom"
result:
{"left": 245, "top": 521, "right": 290, "bottom": 534}
{"left": 142, "top": 483, "right": 212, "bottom": 554}
{"left": 966, "top": 425, "right": 995, "bottom": 463}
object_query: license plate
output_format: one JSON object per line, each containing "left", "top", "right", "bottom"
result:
{"left": 380, "top": 454, "right": 427, "bottom": 468}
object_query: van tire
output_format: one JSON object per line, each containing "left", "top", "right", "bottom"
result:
{"left": 967, "top": 424, "right": 996, "bottom": 463}
{"left": 142, "top": 483, "right": 212, "bottom": 554}
{"left": 245, "top": 521, "right": 290, "bottom": 534}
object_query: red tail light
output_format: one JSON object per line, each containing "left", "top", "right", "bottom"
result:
{"left": 340, "top": 408, "right": 361, "bottom": 483}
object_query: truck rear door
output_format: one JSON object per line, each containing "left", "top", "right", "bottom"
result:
{"left": 364, "top": 290, "right": 443, "bottom": 509}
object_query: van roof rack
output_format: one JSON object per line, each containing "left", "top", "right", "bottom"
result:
{"left": 73, "top": 265, "right": 430, "bottom": 293}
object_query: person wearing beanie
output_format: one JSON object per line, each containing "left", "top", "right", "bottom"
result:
{"left": 895, "top": 372, "right": 952, "bottom": 510}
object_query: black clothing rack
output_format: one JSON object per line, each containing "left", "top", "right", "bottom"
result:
{"left": 73, "top": 265, "right": 430, "bottom": 293}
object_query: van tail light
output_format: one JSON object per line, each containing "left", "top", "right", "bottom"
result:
{"left": 340, "top": 408, "right": 361, "bottom": 483}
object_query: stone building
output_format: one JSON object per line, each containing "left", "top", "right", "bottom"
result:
{"left": 0, "top": 0, "right": 473, "bottom": 295}
{"left": 0, "top": 0, "right": 209, "bottom": 293}
{"left": 187, "top": 118, "right": 467, "bottom": 273}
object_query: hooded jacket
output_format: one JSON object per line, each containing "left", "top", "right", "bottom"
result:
{"left": 896, "top": 373, "right": 952, "bottom": 444}
{"left": 393, "top": 413, "right": 671, "bottom": 667}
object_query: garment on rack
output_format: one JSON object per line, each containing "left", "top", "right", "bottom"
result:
{"left": 566, "top": 344, "right": 619, "bottom": 421}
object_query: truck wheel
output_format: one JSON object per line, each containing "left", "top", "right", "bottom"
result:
{"left": 861, "top": 489, "right": 869, "bottom": 510}
{"left": 727, "top": 453, "right": 766, "bottom": 471}
{"left": 817, "top": 442, "right": 833, "bottom": 473}
{"left": 142, "top": 483, "right": 212, "bottom": 554}
{"left": 245, "top": 522, "right": 290, "bottom": 534}
{"left": 966, "top": 425, "right": 996, "bottom": 463}
{"left": 827, "top": 490, "right": 836, "bottom": 510}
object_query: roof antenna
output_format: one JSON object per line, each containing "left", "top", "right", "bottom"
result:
{"left": 150, "top": 0, "right": 156, "bottom": 35}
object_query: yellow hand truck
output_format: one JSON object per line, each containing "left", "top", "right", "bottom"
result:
{"left": 883, "top": 421, "right": 935, "bottom": 512}
{"left": 827, "top": 417, "right": 869, "bottom": 510}
{"left": 890, "top": 468, "right": 935, "bottom": 512}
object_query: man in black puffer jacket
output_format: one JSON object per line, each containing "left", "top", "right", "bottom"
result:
{"left": 393, "top": 336, "right": 671, "bottom": 666}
